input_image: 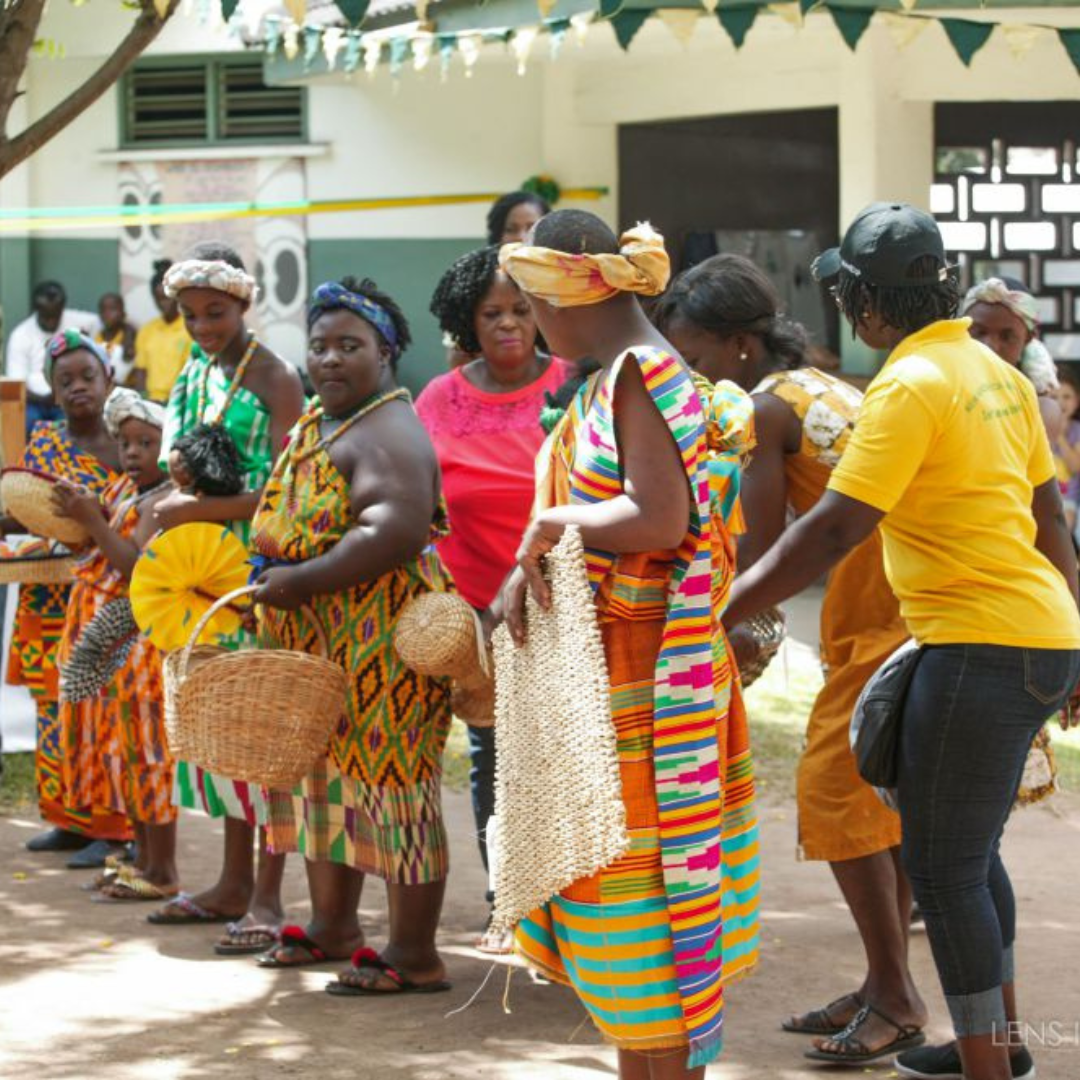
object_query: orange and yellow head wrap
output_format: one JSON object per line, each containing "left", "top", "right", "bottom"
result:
{"left": 499, "top": 222, "right": 671, "bottom": 308}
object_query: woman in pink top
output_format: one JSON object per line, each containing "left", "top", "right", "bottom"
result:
{"left": 418, "top": 245, "right": 570, "bottom": 952}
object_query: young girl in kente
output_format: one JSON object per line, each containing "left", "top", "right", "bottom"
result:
{"left": 494, "top": 211, "right": 753, "bottom": 1079}
{"left": 2, "top": 331, "right": 126, "bottom": 863}
{"left": 147, "top": 241, "right": 305, "bottom": 952}
{"left": 54, "top": 388, "right": 178, "bottom": 900}
{"left": 250, "top": 278, "right": 454, "bottom": 995}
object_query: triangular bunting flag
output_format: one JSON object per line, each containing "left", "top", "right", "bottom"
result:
{"left": 881, "top": 12, "right": 927, "bottom": 51}
{"left": 1000, "top": 24, "right": 1042, "bottom": 61}
{"left": 716, "top": 6, "right": 757, "bottom": 48}
{"left": 219, "top": 0, "right": 239, "bottom": 19}
{"left": 335, "top": 0, "right": 369, "bottom": 27}
{"left": 283, "top": 23, "right": 301, "bottom": 59}
{"left": 537, "top": 0, "right": 557, "bottom": 17}
{"left": 768, "top": 2, "right": 803, "bottom": 29}
{"left": 1059, "top": 28, "right": 1080, "bottom": 74}
{"left": 611, "top": 9, "right": 650, "bottom": 50}
{"left": 154, "top": 0, "right": 171, "bottom": 16}
{"left": 343, "top": 30, "right": 363, "bottom": 72}
{"left": 898, "top": 0, "right": 917, "bottom": 10}
{"left": 799, "top": 0, "right": 818, "bottom": 15}
{"left": 600, "top": 0, "right": 624, "bottom": 19}
{"left": 283, "top": 0, "right": 306, "bottom": 24}
{"left": 322, "top": 26, "right": 345, "bottom": 67}
{"left": 940, "top": 18, "right": 993, "bottom": 66}
{"left": 829, "top": 6, "right": 872, "bottom": 51}
{"left": 700, "top": 0, "right": 718, "bottom": 13}
{"left": 511, "top": 25, "right": 539, "bottom": 74}
{"left": 658, "top": 8, "right": 699, "bottom": 46}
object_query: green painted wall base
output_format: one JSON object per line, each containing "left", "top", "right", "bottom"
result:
{"left": 308, "top": 238, "right": 478, "bottom": 393}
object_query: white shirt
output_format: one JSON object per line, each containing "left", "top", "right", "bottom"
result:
{"left": 4, "top": 310, "right": 100, "bottom": 397}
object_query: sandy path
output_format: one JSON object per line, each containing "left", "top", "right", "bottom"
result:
{"left": 1, "top": 784, "right": 1078, "bottom": 1079}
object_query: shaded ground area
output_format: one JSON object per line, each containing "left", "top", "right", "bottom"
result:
{"left": 2, "top": 590, "right": 1079, "bottom": 1078}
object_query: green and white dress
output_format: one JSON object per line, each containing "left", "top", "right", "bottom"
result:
{"left": 163, "top": 344, "right": 274, "bottom": 824}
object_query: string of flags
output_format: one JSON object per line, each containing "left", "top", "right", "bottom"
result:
{"left": 209, "top": 1, "right": 1080, "bottom": 78}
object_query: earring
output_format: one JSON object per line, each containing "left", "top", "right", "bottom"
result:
{"left": 739, "top": 352, "right": 748, "bottom": 361}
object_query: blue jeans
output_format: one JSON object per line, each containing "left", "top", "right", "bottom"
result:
{"left": 897, "top": 644, "right": 1080, "bottom": 1038}
{"left": 468, "top": 723, "right": 496, "bottom": 905}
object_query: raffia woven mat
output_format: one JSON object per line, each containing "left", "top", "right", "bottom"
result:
{"left": 490, "top": 525, "right": 628, "bottom": 933}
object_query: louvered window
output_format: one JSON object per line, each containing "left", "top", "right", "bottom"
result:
{"left": 122, "top": 57, "right": 305, "bottom": 147}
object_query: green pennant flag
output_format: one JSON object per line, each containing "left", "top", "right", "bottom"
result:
{"left": 716, "top": 6, "right": 757, "bottom": 49}
{"left": 335, "top": 0, "right": 370, "bottom": 26}
{"left": 611, "top": 8, "right": 650, "bottom": 50}
{"left": 220, "top": 0, "right": 239, "bottom": 19}
{"left": 828, "top": 6, "right": 872, "bottom": 51}
{"left": 940, "top": 17, "right": 994, "bottom": 66}
{"left": 800, "top": 0, "right": 819, "bottom": 15}
{"left": 1059, "top": 28, "right": 1080, "bottom": 75}
{"left": 600, "top": 0, "right": 625, "bottom": 19}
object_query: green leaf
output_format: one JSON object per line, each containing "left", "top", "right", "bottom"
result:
{"left": 335, "top": 0, "right": 370, "bottom": 27}
{"left": 828, "top": 6, "right": 872, "bottom": 51}
{"left": 611, "top": 9, "right": 649, "bottom": 50}
{"left": 940, "top": 17, "right": 993, "bottom": 67}
{"left": 716, "top": 6, "right": 757, "bottom": 49}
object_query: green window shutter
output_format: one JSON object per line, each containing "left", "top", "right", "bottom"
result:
{"left": 124, "top": 63, "right": 210, "bottom": 144}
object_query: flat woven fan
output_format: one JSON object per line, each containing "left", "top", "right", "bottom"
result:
{"left": 60, "top": 597, "right": 138, "bottom": 702}
{"left": 130, "top": 522, "right": 250, "bottom": 652}
{"left": 489, "top": 525, "right": 628, "bottom": 934}
{"left": 0, "top": 467, "right": 91, "bottom": 547}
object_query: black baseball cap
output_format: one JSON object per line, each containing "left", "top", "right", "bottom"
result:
{"left": 816, "top": 202, "right": 950, "bottom": 289}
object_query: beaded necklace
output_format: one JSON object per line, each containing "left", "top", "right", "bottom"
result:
{"left": 195, "top": 333, "right": 259, "bottom": 427}
{"left": 291, "top": 388, "right": 411, "bottom": 467}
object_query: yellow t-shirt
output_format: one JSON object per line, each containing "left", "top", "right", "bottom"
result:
{"left": 828, "top": 318, "right": 1080, "bottom": 648}
{"left": 134, "top": 316, "right": 191, "bottom": 402}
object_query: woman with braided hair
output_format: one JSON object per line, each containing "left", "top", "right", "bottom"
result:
{"left": 655, "top": 253, "right": 924, "bottom": 1066}
{"left": 418, "top": 245, "right": 569, "bottom": 952}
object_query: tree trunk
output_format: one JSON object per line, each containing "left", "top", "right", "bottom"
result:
{"left": 0, "top": 0, "right": 179, "bottom": 180}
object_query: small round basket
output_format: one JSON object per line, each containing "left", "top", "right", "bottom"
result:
{"left": 1, "top": 468, "right": 91, "bottom": 547}
{"left": 451, "top": 660, "right": 495, "bottom": 729}
{"left": 738, "top": 607, "right": 787, "bottom": 690}
{"left": 170, "top": 584, "right": 349, "bottom": 789}
{"left": 394, "top": 591, "right": 487, "bottom": 683}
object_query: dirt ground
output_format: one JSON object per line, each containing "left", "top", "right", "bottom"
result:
{"left": 1, "top": 784, "right": 1079, "bottom": 1080}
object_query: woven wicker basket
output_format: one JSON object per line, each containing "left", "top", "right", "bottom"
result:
{"left": 169, "top": 584, "right": 349, "bottom": 789}
{"left": 394, "top": 591, "right": 487, "bottom": 683}
{"left": 0, "top": 468, "right": 91, "bottom": 547}
{"left": 451, "top": 661, "right": 495, "bottom": 729}
{"left": 0, "top": 547, "right": 75, "bottom": 585}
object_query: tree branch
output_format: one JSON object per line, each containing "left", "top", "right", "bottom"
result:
{"left": 0, "top": 0, "right": 49, "bottom": 138}
{"left": 0, "top": 0, "right": 180, "bottom": 180}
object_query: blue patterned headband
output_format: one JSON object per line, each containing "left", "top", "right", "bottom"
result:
{"left": 307, "top": 282, "right": 399, "bottom": 356}
{"left": 45, "top": 329, "right": 112, "bottom": 384}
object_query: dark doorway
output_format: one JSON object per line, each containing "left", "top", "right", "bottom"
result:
{"left": 619, "top": 107, "right": 840, "bottom": 350}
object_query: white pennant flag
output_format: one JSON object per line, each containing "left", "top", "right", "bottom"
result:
{"left": 881, "top": 12, "right": 928, "bottom": 51}
{"left": 322, "top": 26, "right": 345, "bottom": 68}
{"left": 658, "top": 8, "right": 699, "bottom": 46}
{"left": 459, "top": 32, "right": 483, "bottom": 77}
{"left": 570, "top": 11, "right": 592, "bottom": 46}
{"left": 511, "top": 26, "right": 539, "bottom": 75}
{"left": 283, "top": 23, "right": 301, "bottom": 60}
{"left": 1001, "top": 23, "right": 1042, "bottom": 60}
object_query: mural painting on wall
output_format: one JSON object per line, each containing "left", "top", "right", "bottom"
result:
{"left": 118, "top": 157, "right": 307, "bottom": 366}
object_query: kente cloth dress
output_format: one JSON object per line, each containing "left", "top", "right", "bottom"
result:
{"left": 252, "top": 404, "right": 454, "bottom": 884}
{"left": 514, "top": 348, "right": 758, "bottom": 1068}
{"left": 163, "top": 345, "right": 274, "bottom": 825}
{"left": 753, "top": 367, "right": 906, "bottom": 861}
{"left": 81, "top": 482, "right": 175, "bottom": 824}
{"left": 4, "top": 421, "right": 121, "bottom": 835}
{"left": 55, "top": 476, "right": 141, "bottom": 840}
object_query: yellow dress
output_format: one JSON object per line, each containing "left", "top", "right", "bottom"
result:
{"left": 754, "top": 368, "right": 906, "bottom": 861}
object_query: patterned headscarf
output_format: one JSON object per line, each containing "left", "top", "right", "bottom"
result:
{"left": 103, "top": 387, "right": 166, "bottom": 438}
{"left": 307, "top": 282, "right": 400, "bottom": 357}
{"left": 963, "top": 277, "right": 1039, "bottom": 331}
{"left": 500, "top": 222, "right": 671, "bottom": 308}
{"left": 45, "top": 329, "right": 112, "bottom": 384}
{"left": 163, "top": 259, "right": 258, "bottom": 303}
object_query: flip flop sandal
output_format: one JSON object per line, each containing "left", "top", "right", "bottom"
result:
{"left": 781, "top": 991, "right": 864, "bottom": 1035}
{"left": 146, "top": 893, "right": 245, "bottom": 926}
{"left": 92, "top": 875, "right": 179, "bottom": 903}
{"left": 474, "top": 925, "right": 515, "bottom": 956}
{"left": 215, "top": 919, "right": 281, "bottom": 956}
{"left": 325, "top": 947, "right": 452, "bottom": 997}
{"left": 803, "top": 1003, "right": 926, "bottom": 1066}
{"left": 257, "top": 925, "right": 344, "bottom": 968}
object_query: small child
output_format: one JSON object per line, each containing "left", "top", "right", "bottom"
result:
{"left": 55, "top": 388, "right": 179, "bottom": 900}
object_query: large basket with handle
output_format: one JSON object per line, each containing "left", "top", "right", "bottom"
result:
{"left": 167, "top": 584, "right": 349, "bottom": 788}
